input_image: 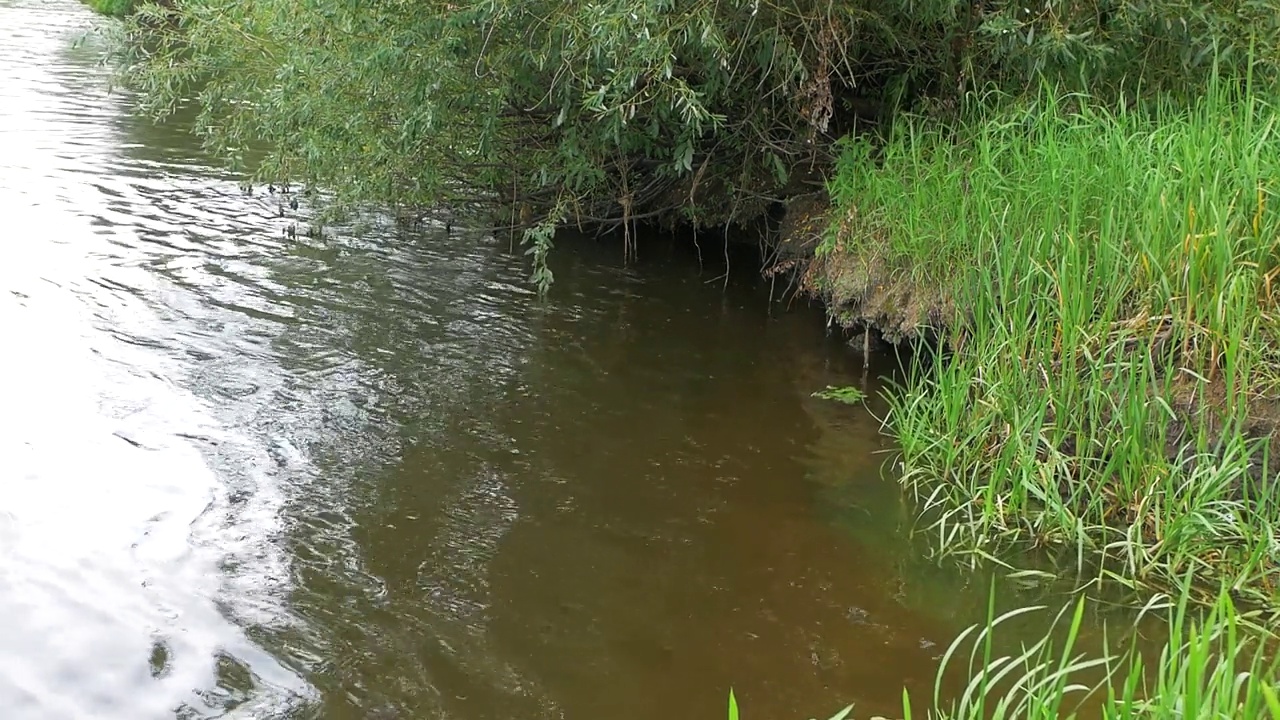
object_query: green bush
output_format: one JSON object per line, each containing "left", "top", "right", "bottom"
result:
{"left": 83, "top": 0, "right": 136, "bottom": 18}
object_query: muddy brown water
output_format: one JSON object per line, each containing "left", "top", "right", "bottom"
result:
{"left": 0, "top": 2, "right": 1134, "bottom": 719}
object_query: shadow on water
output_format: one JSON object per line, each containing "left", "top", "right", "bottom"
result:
{"left": 0, "top": 3, "right": 1177, "bottom": 720}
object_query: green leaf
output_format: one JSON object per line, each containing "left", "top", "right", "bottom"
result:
{"left": 826, "top": 704, "right": 854, "bottom": 720}
{"left": 811, "top": 385, "right": 866, "bottom": 405}
{"left": 1262, "top": 683, "right": 1280, "bottom": 719}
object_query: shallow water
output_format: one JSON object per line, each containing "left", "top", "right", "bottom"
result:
{"left": 0, "top": 2, "right": 1072, "bottom": 719}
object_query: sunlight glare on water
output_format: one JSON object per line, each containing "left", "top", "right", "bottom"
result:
{"left": 0, "top": 1, "right": 309, "bottom": 717}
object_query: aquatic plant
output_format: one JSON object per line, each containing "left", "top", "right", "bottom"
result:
{"left": 735, "top": 586, "right": 1279, "bottom": 720}
{"left": 822, "top": 77, "right": 1280, "bottom": 606}
{"left": 911, "top": 585, "right": 1280, "bottom": 720}
{"left": 813, "top": 385, "right": 868, "bottom": 406}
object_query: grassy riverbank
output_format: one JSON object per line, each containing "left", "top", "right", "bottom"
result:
{"left": 81, "top": 0, "right": 135, "bottom": 17}
{"left": 917, "top": 590, "right": 1280, "bottom": 720}
{"left": 796, "top": 586, "right": 1280, "bottom": 719}
{"left": 921, "top": 589, "right": 1280, "bottom": 717}
{"left": 811, "top": 81, "right": 1280, "bottom": 606}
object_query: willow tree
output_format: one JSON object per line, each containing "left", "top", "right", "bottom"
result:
{"left": 118, "top": 0, "right": 1277, "bottom": 283}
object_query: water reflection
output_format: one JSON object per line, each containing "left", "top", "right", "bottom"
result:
{"left": 1, "top": 2, "right": 309, "bottom": 716}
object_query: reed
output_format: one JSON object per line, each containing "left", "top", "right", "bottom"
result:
{"left": 732, "top": 586, "right": 1280, "bottom": 720}
{"left": 824, "top": 79, "right": 1280, "bottom": 605}
{"left": 910, "top": 586, "right": 1280, "bottom": 720}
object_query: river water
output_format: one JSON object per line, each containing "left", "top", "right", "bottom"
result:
{"left": 0, "top": 2, "right": 1052, "bottom": 719}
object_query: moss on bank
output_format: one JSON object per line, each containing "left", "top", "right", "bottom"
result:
{"left": 802, "top": 84, "right": 1280, "bottom": 608}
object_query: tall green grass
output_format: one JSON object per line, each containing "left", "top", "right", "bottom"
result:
{"left": 910, "top": 586, "right": 1280, "bottom": 720}
{"left": 732, "top": 587, "right": 1280, "bottom": 720}
{"left": 824, "top": 81, "right": 1280, "bottom": 606}
{"left": 82, "top": 0, "right": 137, "bottom": 18}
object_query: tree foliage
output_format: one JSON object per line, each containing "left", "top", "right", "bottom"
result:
{"left": 118, "top": 0, "right": 1280, "bottom": 247}
{"left": 83, "top": 0, "right": 138, "bottom": 18}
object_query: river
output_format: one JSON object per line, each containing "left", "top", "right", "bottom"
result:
{"left": 0, "top": 2, "right": 1053, "bottom": 719}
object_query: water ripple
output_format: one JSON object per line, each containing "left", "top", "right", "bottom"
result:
{"left": 0, "top": 2, "right": 984, "bottom": 719}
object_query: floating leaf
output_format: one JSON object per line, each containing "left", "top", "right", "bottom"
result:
{"left": 811, "top": 385, "right": 866, "bottom": 405}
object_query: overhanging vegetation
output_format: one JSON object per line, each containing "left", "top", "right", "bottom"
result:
{"left": 114, "top": 1, "right": 1278, "bottom": 286}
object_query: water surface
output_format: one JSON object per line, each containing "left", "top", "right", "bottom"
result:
{"left": 0, "top": 3, "right": 1042, "bottom": 718}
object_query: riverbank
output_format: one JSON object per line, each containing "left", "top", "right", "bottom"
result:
{"left": 80, "top": 0, "right": 134, "bottom": 17}
{"left": 798, "top": 83, "right": 1280, "bottom": 608}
